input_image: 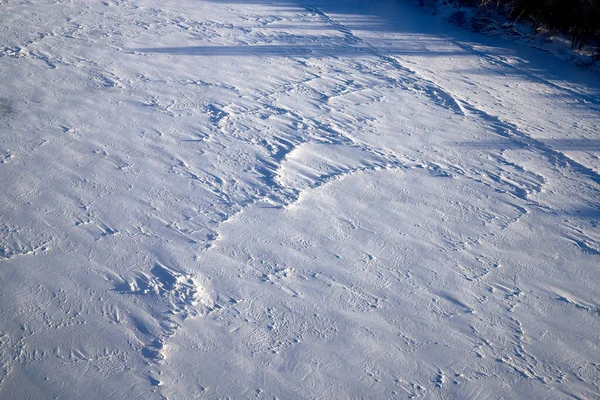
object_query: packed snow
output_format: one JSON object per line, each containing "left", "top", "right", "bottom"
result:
{"left": 1, "top": 0, "right": 599, "bottom": 398}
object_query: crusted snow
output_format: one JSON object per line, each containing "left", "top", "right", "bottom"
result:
{"left": 0, "top": 0, "right": 599, "bottom": 398}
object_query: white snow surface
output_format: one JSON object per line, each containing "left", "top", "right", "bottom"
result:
{"left": 1, "top": 0, "right": 600, "bottom": 398}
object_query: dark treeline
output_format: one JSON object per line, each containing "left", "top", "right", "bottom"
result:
{"left": 453, "top": 0, "right": 600, "bottom": 49}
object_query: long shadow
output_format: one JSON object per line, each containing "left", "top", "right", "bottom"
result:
{"left": 133, "top": 44, "right": 465, "bottom": 58}
{"left": 456, "top": 139, "right": 600, "bottom": 152}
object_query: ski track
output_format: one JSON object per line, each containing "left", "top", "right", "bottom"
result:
{"left": 1, "top": 0, "right": 599, "bottom": 398}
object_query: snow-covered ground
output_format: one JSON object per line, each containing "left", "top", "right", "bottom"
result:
{"left": 1, "top": 0, "right": 599, "bottom": 398}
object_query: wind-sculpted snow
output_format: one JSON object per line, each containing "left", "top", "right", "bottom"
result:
{"left": 0, "top": 0, "right": 599, "bottom": 398}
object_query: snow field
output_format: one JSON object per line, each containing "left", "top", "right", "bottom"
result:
{"left": 0, "top": 0, "right": 599, "bottom": 398}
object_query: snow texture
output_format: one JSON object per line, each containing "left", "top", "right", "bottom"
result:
{"left": 0, "top": 0, "right": 599, "bottom": 398}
